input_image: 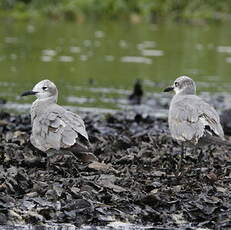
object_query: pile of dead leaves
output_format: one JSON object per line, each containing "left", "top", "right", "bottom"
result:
{"left": 0, "top": 110, "right": 230, "bottom": 229}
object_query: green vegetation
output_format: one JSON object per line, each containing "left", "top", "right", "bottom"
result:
{"left": 1, "top": 0, "right": 231, "bottom": 23}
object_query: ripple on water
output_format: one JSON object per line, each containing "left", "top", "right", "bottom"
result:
{"left": 225, "top": 57, "right": 231, "bottom": 63}
{"left": 119, "top": 40, "right": 128, "bottom": 48}
{"left": 69, "top": 46, "right": 81, "bottom": 53}
{"left": 137, "top": 41, "right": 156, "bottom": 50}
{"left": 2, "top": 102, "right": 118, "bottom": 114}
{"left": 195, "top": 43, "right": 204, "bottom": 50}
{"left": 66, "top": 96, "right": 95, "bottom": 104}
{"left": 94, "top": 40, "right": 101, "bottom": 47}
{"left": 87, "top": 87, "right": 130, "bottom": 95}
{"left": 101, "top": 97, "right": 128, "bottom": 105}
{"left": 83, "top": 40, "right": 92, "bottom": 47}
{"left": 104, "top": 55, "right": 114, "bottom": 61}
{"left": 2, "top": 103, "right": 31, "bottom": 112}
{"left": 10, "top": 54, "right": 17, "bottom": 60}
{"left": 121, "top": 56, "right": 152, "bottom": 64}
{"left": 42, "top": 49, "right": 57, "bottom": 56}
{"left": 216, "top": 46, "right": 231, "bottom": 53}
{"left": 27, "top": 24, "right": 35, "bottom": 33}
{"left": 80, "top": 55, "right": 88, "bottom": 61}
{"left": 0, "top": 81, "right": 16, "bottom": 87}
{"left": 41, "top": 56, "right": 53, "bottom": 62}
{"left": 94, "top": 30, "right": 105, "bottom": 38}
{"left": 0, "top": 56, "right": 5, "bottom": 61}
{"left": 4, "top": 37, "right": 18, "bottom": 44}
{"left": 58, "top": 56, "right": 74, "bottom": 62}
{"left": 141, "top": 49, "right": 164, "bottom": 57}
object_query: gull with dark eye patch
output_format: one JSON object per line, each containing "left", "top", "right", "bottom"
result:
{"left": 21, "top": 79, "right": 98, "bottom": 168}
{"left": 164, "top": 75, "right": 231, "bottom": 167}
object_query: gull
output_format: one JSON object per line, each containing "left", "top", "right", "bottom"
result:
{"left": 21, "top": 79, "right": 97, "bottom": 166}
{"left": 164, "top": 76, "right": 231, "bottom": 157}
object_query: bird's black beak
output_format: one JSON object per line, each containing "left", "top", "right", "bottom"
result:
{"left": 163, "top": 86, "right": 174, "bottom": 92}
{"left": 21, "top": 90, "right": 37, "bottom": 97}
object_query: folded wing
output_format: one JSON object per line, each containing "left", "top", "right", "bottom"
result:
{"left": 31, "top": 105, "right": 89, "bottom": 152}
{"left": 169, "top": 95, "right": 224, "bottom": 144}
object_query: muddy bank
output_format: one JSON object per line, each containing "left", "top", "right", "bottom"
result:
{"left": 0, "top": 109, "right": 231, "bottom": 229}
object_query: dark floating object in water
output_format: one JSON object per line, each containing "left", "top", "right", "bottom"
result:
{"left": 88, "top": 78, "right": 96, "bottom": 85}
{"left": 128, "top": 79, "right": 143, "bottom": 105}
{"left": 0, "top": 98, "right": 6, "bottom": 105}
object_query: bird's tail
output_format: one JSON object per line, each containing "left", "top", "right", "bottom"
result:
{"left": 69, "top": 140, "right": 98, "bottom": 163}
{"left": 202, "top": 134, "right": 231, "bottom": 147}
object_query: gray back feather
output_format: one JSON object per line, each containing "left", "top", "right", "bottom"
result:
{"left": 31, "top": 102, "right": 88, "bottom": 152}
{"left": 169, "top": 94, "right": 224, "bottom": 144}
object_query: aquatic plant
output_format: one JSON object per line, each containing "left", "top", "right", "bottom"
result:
{"left": 1, "top": 0, "right": 231, "bottom": 22}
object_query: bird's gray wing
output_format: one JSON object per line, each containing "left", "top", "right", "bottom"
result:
{"left": 31, "top": 106, "right": 88, "bottom": 152}
{"left": 169, "top": 95, "right": 224, "bottom": 143}
{"left": 62, "top": 110, "right": 89, "bottom": 141}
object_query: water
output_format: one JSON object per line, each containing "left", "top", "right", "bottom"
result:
{"left": 0, "top": 20, "right": 231, "bottom": 112}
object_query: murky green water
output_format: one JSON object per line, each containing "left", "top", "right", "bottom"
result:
{"left": 0, "top": 20, "right": 231, "bottom": 112}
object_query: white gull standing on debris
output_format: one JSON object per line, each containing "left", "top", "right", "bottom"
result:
{"left": 164, "top": 76, "right": 230, "bottom": 156}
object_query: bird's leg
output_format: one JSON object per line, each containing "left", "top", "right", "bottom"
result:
{"left": 181, "top": 143, "right": 185, "bottom": 160}
{"left": 46, "top": 149, "right": 59, "bottom": 175}
{"left": 177, "top": 143, "right": 185, "bottom": 173}
{"left": 197, "top": 147, "right": 203, "bottom": 164}
{"left": 192, "top": 146, "right": 201, "bottom": 165}
{"left": 192, "top": 146, "right": 198, "bottom": 155}
{"left": 208, "top": 145, "right": 216, "bottom": 166}
{"left": 65, "top": 151, "right": 80, "bottom": 176}
{"left": 46, "top": 156, "right": 51, "bottom": 174}
{"left": 208, "top": 145, "right": 216, "bottom": 157}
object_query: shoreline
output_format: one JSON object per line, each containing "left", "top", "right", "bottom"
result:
{"left": 1, "top": 1, "right": 231, "bottom": 24}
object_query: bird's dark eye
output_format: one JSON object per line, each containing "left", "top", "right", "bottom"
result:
{"left": 175, "top": 82, "right": 179, "bottom": 87}
{"left": 42, "top": 86, "right": 48, "bottom": 90}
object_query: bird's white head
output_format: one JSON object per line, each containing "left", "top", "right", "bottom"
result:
{"left": 21, "top": 79, "right": 58, "bottom": 101}
{"left": 164, "top": 75, "right": 196, "bottom": 95}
